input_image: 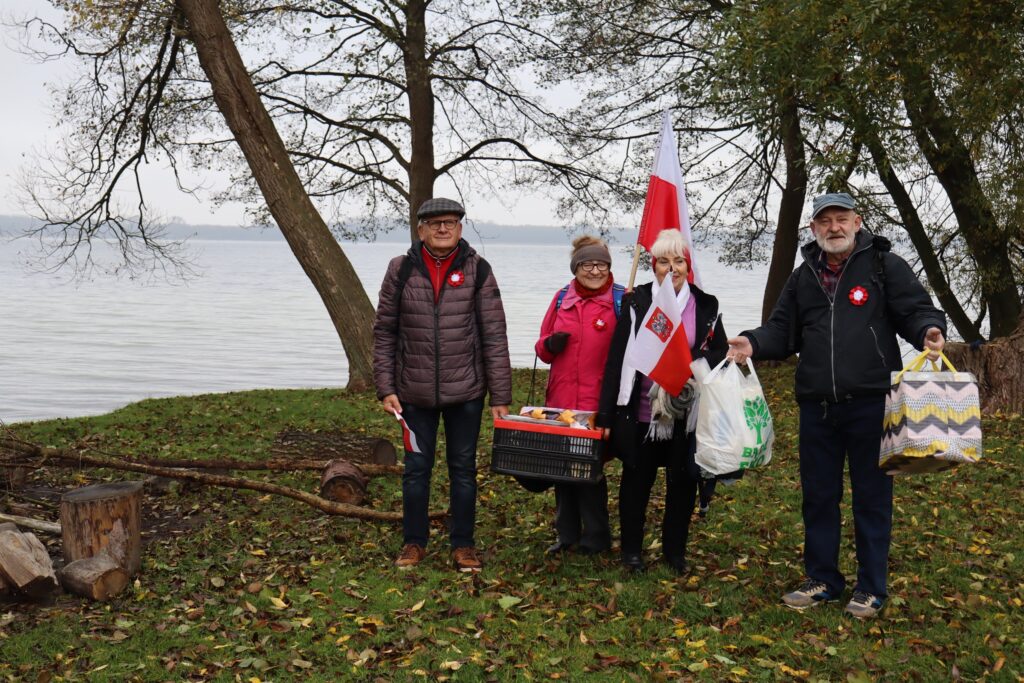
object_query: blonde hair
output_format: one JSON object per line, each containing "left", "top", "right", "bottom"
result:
{"left": 649, "top": 229, "right": 688, "bottom": 260}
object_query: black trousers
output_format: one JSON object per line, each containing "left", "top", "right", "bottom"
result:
{"left": 553, "top": 478, "right": 611, "bottom": 552}
{"left": 618, "top": 426, "right": 698, "bottom": 559}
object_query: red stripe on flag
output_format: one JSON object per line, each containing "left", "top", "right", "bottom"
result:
{"left": 647, "top": 326, "right": 693, "bottom": 396}
{"left": 637, "top": 175, "right": 680, "bottom": 251}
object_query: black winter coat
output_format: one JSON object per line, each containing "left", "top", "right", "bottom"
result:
{"left": 596, "top": 282, "right": 728, "bottom": 469}
{"left": 742, "top": 230, "right": 946, "bottom": 403}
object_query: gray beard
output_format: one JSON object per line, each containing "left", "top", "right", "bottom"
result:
{"left": 816, "top": 233, "right": 854, "bottom": 255}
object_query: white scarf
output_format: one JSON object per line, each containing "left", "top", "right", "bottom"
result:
{"left": 617, "top": 279, "right": 691, "bottom": 406}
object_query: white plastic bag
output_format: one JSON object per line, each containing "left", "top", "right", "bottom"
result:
{"left": 693, "top": 357, "right": 774, "bottom": 475}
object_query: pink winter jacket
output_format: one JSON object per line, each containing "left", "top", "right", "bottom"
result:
{"left": 534, "top": 282, "right": 618, "bottom": 411}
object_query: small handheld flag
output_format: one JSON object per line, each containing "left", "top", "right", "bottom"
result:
{"left": 394, "top": 412, "right": 422, "bottom": 454}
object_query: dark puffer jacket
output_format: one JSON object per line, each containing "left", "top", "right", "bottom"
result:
{"left": 373, "top": 239, "right": 512, "bottom": 408}
{"left": 741, "top": 230, "right": 947, "bottom": 403}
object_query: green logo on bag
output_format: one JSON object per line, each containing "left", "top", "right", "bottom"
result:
{"left": 741, "top": 442, "right": 769, "bottom": 469}
{"left": 743, "top": 397, "right": 771, "bottom": 445}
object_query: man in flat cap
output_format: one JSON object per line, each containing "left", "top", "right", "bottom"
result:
{"left": 373, "top": 197, "right": 511, "bottom": 572}
{"left": 727, "top": 192, "right": 946, "bottom": 618}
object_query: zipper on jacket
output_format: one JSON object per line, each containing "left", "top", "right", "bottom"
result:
{"left": 868, "top": 325, "right": 886, "bottom": 366}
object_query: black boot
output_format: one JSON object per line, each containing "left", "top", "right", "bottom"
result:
{"left": 620, "top": 553, "right": 645, "bottom": 573}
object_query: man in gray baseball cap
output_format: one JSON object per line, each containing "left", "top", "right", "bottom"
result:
{"left": 727, "top": 190, "right": 946, "bottom": 619}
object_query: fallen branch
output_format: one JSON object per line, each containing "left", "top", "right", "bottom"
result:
{"left": 0, "top": 439, "right": 439, "bottom": 522}
{"left": 0, "top": 513, "right": 61, "bottom": 535}
{"left": 126, "top": 455, "right": 402, "bottom": 476}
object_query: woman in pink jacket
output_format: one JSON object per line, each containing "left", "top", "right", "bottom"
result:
{"left": 534, "top": 235, "right": 624, "bottom": 555}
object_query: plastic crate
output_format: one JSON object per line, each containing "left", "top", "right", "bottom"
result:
{"left": 491, "top": 418, "right": 604, "bottom": 484}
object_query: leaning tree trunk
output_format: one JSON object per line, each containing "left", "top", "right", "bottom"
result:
{"left": 762, "top": 94, "right": 806, "bottom": 323}
{"left": 176, "top": 0, "right": 376, "bottom": 390}
{"left": 943, "top": 315, "right": 1024, "bottom": 414}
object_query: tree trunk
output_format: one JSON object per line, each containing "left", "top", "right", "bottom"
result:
{"left": 943, "top": 315, "right": 1024, "bottom": 414}
{"left": 59, "top": 553, "right": 129, "bottom": 602}
{"left": 175, "top": 0, "right": 376, "bottom": 389}
{"left": 864, "top": 132, "right": 982, "bottom": 342}
{"left": 762, "top": 95, "right": 807, "bottom": 323}
{"left": 319, "top": 460, "right": 370, "bottom": 506}
{"left": 60, "top": 481, "right": 143, "bottom": 577}
{"left": 898, "top": 59, "right": 1021, "bottom": 338}
{"left": 403, "top": 0, "right": 436, "bottom": 239}
{"left": 0, "top": 528, "right": 58, "bottom": 598}
{"left": 272, "top": 429, "right": 398, "bottom": 465}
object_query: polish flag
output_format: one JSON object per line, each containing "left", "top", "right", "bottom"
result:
{"left": 394, "top": 412, "right": 422, "bottom": 453}
{"left": 628, "top": 282, "right": 693, "bottom": 396}
{"left": 637, "top": 111, "right": 700, "bottom": 287}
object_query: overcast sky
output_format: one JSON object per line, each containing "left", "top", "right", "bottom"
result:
{"left": 0, "top": 0, "right": 568, "bottom": 228}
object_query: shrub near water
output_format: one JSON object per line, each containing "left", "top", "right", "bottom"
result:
{"left": 2, "top": 365, "right": 1022, "bottom": 681}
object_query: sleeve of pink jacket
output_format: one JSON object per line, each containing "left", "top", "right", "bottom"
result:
{"left": 534, "top": 289, "right": 563, "bottom": 364}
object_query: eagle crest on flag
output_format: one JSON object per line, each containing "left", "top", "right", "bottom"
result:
{"left": 645, "top": 307, "right": 674, "bottom": 342}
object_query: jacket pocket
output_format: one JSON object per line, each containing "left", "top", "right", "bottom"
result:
{"left": 868, "top": 325, "right": 887, "bottom": 367}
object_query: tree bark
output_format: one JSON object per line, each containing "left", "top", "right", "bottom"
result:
{"left": 0, "top": 513, "right": 61, "bottom": 535}
{"left": 272, "top": 429, "right": 398, "bottom": 466}
{"left": 403, "top": 0, "right": 436, "bottom": 238}
{"left": 175, "top": 0, "right": 376, "bottom": 389}
{"left": 762, "top": 94, "right": 807, "bottom": 323}
{"left": 898, "top": 58, "right": 1021, "bottom": 338}
{"left": 319, "top": 460, "right": 370, "bottom": 506}
{"left": 864, "top": 132, "right": 982, "bottom": 342}
{"left": 60, "top": 482, "right": 143, "bottom": 576}
{"left": 943, "top": 315, "right": 1024, "bottom": 414}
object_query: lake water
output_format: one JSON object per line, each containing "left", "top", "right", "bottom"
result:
{"left": 0, "top": 238, "right": 769, "bottom": 423}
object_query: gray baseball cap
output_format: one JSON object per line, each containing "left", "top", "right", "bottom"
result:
{"left": 417, "top": 197, "right": 465, "bottom": 220}
{"left": 811, "top": 192, "right": 856, "bottom": 218}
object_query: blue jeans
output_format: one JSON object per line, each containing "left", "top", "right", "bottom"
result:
{"left": 799, "top": 396, "right": 893, "bottom": 598}
{"left": 400, "top": 399, "right": 484, "bottom": 549}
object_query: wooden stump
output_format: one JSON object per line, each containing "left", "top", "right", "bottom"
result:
{"left": 319, "top": 460, "right": 370, "bottom": 506}
{"left": 0, "top": 528, "right": 58, "bottom": 598}
{"left": 59, "top": 553, "right": 129, "bottom": 601}
{"left": 60, "top": 481, "right": 143, "bottom": 577}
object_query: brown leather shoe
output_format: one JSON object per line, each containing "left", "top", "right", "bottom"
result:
{"left": 452, "top": 547, "right": 482, "bottom": 573}
{"left": 395, "top": 543, "right": 426, "bottom": 569}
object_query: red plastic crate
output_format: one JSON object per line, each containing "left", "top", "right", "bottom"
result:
{"left": 491, "top": 418, "right": 604, "bottom": 483}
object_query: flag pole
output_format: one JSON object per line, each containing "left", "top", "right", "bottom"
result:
{"left": 626, "top": 244, "right": 643, "bottom": 292}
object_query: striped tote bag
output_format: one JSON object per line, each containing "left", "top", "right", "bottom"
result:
{"left": 880, "top": 351, "right": 982, "bottom": 475}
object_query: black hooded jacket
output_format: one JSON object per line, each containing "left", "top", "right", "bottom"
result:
{"left": 741, "top": 230, "right": 946, "bottom": 403}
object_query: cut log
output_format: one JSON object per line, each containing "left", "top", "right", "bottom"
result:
{"left": 945, "top": 316, "right": 1024, "bottom": 414}
{"left": 59, "top": 552, "right": 129, "bottom": 601}
{"left": 272, "top": 429, "right": 398, "bottom": 465}
{"left": 2, "top": 464, "right": 28, "bottom": 490}
{"left": 60, "top": 481, "right": 143, "bottom": 577}
{"left": 0, "top": 513, "right": 61, "bottom": 535}
{"left": 0, "top": 529, "right": 58, "bottom": 598}
{"left": 319, "top": 460, "right": 370, "bottom": 506}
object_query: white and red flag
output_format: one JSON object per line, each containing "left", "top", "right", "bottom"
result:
{"left": 636, "top": 111, "right": 700, "bottom": 287}
{"left": 628, "top": 280, "right": 693, "bottom": 395}
{"left": 394, "top": 412, "right": 422, "bottom": 453}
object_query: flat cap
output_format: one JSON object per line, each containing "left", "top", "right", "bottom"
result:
{"left": 417, "top": 197, "right": 465, "bottom": 220}
{"left": 811, "top": 192, "right": 856, "bottom": 218}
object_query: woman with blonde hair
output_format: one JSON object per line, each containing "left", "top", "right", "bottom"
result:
{"left": 533, "top": 235, "right": 624, "bottom": 555}
{"left": 596, "top": 229, "right": 727, "bottom": 574}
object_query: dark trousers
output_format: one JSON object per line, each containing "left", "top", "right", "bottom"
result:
{"left": 554, "top": 479, "right": 611, "bottom": 552}
{"left": 619, "top": 427, "right": 697, "bottom": 559}
{"left": 400, "top": 399, "right": 484, "bottom": 549}
{"left": 799, "top": 396, "right": 893, "bottom": 597}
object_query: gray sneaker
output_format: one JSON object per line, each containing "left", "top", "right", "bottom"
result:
{"left": 845, "top": 590, "right": 884, "bottom": 619}
{"left": 782, "top": 579, "right": 838, "bottom": 609}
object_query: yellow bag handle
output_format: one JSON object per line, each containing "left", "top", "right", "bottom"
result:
{"left": 894, "top": 349, "right": 958, "bottom": 384}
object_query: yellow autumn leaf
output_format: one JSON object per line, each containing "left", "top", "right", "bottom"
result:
{"left": 269, "top": 596, "right": 288, "bottom": 609}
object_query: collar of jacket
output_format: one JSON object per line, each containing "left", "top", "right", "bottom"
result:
{"left": 799, "top": 229, "right": 875, "bottom": 266}
{"left": 406, "top": 238, "right": 474, "bottom": 273}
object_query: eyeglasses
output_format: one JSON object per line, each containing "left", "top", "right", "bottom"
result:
{"left": 421, "top": 218, "right": 460, "bottom": 231}
{"left": 578, "top": 261, "right": 610, "bottom": 273}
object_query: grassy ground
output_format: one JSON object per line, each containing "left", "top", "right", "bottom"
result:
{"left": 1, "top": 365, "right": 1021, "bottom": 682}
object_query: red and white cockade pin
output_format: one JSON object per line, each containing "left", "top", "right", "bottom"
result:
{"left": 593, "top": 317, "right": 608, "bottom": 331}
{"left": 848, "top": 286, "right": 869, "bottom": 306}
{"left": 447, "top": 270, "right": 465, "bottom": 287}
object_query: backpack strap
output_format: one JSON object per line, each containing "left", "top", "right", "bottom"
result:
{"left": 554, "top": 282, "right": 626, "bottom": 318}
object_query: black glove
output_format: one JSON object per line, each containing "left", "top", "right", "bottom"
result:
{"left": 544, "top": 331, "right": 570, "bottom": 355}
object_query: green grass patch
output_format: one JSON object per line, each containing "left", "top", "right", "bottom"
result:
{"left": 2, "top": 365, "right": 1021, "bottom": 681}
